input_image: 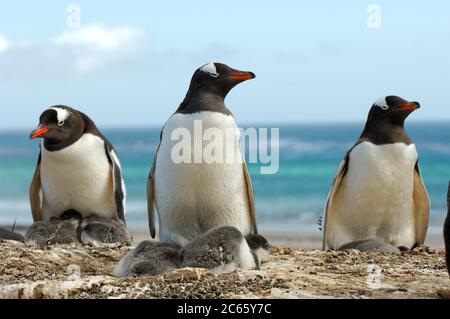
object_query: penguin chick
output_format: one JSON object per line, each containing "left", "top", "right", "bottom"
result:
{"left": 180, "top": 226, "right": 258, "bottom": 273}
{"left": 0, "top": 228, "right": 25, "bottom": 243}
{"left": 339, "top": 239, "right": 401, "bottom": 254}
{"left": 25, "top": 219, "right": 80, "bottom": 246}
{"left": 245, "top": 234, "right": 271, "bottom": 262}
{"left": 80, "top": 216, "right": 131, "bottom": 245}
{"left": 114, "top": 241, "right": 181, "bottom": 277}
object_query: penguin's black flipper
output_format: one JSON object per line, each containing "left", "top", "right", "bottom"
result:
{"left": 103, "top": 141, "right": 126, "bottom": 224}
{"left": 444, "top": 181, "right": 450, "bottom": 276}
{"left": 413, "top": 162, "right": 430, "bottom": 246}
{"left": 146, "top": 155, "right": 157, "bottom": 239}
{"left": 0, "top": 227, "right": 24, "bottom": 243}
{"left": 243, "top": 161, "right": 258, "bottom": 234}
{"left": 29, "top": 151, "right": 43, "bottom": 222}
{"left": 146, "top": 129, "right": 163, "bottom": 239}
{"left": 322, "top": 153, "right": 351, "bottom": 251}
{"left": 114, "top": 241, "right": 181, "bottom": 277}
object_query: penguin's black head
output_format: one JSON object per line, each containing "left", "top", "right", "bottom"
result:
{"left": 30, "top": 106, "right": 85, "bottom": 151}
{"left": 368, "top": 96, "right": 421, "bottom": 126}
{"left": 187, "top": 62, "right": 255, "bottom": 99}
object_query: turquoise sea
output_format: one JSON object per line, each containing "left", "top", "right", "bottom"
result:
{"left": 0, "top": 122, "right": 449, "bottom": 232}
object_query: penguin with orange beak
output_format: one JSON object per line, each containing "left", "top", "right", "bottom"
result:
{"left": 322, "top": 96, "right": 430, "bottom": 252}
{"left": 147, "top": 63, "right": 258, "bottom": 246}
{"left": 28, "top": 106, "right": 130, "bottom": 244}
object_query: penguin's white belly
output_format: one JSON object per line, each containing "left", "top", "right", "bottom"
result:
{"left": 40, "top": 133, "right": 115, "bottom": 220}
{"left": 328, "top": 142, "right": 418, "bottom": 249}
{"left": 155, "top": 112, "right": 251, "bottom": 245}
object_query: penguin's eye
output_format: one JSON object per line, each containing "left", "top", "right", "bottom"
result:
{"left": 58, "top": 120, "right": 65, "bottom": 127}
{"left": 209, "top": 72, "right": 219, "bottom": 78}
{"left": 380, "top": 105, "right": 390, "bottom": 111}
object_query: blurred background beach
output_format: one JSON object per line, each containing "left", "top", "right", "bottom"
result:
{"left": 0, "top": 1, "right": 449, "bottom": 248}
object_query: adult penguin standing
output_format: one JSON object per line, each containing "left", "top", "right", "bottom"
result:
{"left": 322, "top": 96, "right": 430, "bottom": 252}
{"left": 28, "top": 105, "right": 130, "bottom": 244}
{"left": 147, "top": 63, "right": 258, "bottom": 246}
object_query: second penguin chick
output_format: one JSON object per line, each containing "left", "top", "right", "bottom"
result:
{"left": 245, "top": 234, "right": 271, "bottom": 262}
{"left": 180, "top": 226, "right": 259, "bottom": 273}
{"left": 114, "top": 241, "right": 181, "bottom": 277}
{"left": 80, "top": 216, "right": 131, "bottom": 245}
{"left": 338, "top": 239, "right": 401, "bottom": 254}
{"left": 0, "top": 228, "right": 25, "bottom": 243}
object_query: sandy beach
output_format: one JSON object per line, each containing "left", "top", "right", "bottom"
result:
{"left": 0, "top": 240, "right": 448, "bottom": 299}
{"left": 1, "top": 224, "right": 447, "bottom": 299}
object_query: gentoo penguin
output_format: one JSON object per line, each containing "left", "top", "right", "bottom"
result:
{"left": 114, "top": 241, "right": 181, "bottom": 277}
{"left": 444, "top": 181, "right": 450, "bottom": 276}
{"left": 147, "top": 63, "right": 257, "bottom": 245}
{"left": 0, "top": 227, "right": 25, "bottom": 243}
{"left": 322, "top": 96, "right": 430, "bottom": 251}
{"left": 180, "top": 226, "right": 259, "bottom": 272}
{"left": 29, "top": 106, "right": 130, "bottom": 243}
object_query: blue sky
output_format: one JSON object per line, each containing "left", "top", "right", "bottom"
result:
{"left": 0, "top": 1, "right": 449, "bottom": 129}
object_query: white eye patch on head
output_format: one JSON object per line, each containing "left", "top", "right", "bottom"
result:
{"left": 200, "top": 63, "right": 219, "bottom": 77}
{"left": 374, "top": 97, "right": 389, "bottom": 110}
{"left": 50, "top": 107, "right": 71, "bottom": 126}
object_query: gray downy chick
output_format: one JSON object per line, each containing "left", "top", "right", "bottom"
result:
{"left": 180, "top": 226, "right": 258, "bottom": 273}
{"left": 339, "top": 238, "right": 401, "bottom": 254}
{"left": 80, "top": 215, "right": 132, "bottom": 245}
{"left": 245, "top": 234, "right": 271, "bottom": 263}
{"left": 0, "top": 228, "right": 25, "bottom": 243}
{"left": 114, "top": 241, "right": 181, "bottom": 277}
{"left": 25, "top": 210, "right": 82, "bottom": 246}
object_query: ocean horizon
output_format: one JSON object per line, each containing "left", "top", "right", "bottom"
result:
{"left": 1, "top": 122, "right": 449, "bottom": 233}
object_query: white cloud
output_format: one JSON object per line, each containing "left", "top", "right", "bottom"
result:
{"left": 0, "top": 25, "right": 231, "bottom": 84}
{"left": 0, "top": 25, "right": 148, "bottom": 82}
{"left": 53, "top": 25, "right": 144, "bottom": 50}
{"left": 0, "top": 35, "right": 9, "bottom": 52}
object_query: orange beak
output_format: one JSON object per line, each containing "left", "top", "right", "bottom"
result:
{"left": 400, "top": 103, "right": 420, "bottom": 112}
{"left": 226, "top": 71, "right": 256, "bottom": 81}
{"left": 30, "top": 127, "right": 50, "bottom": 139}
